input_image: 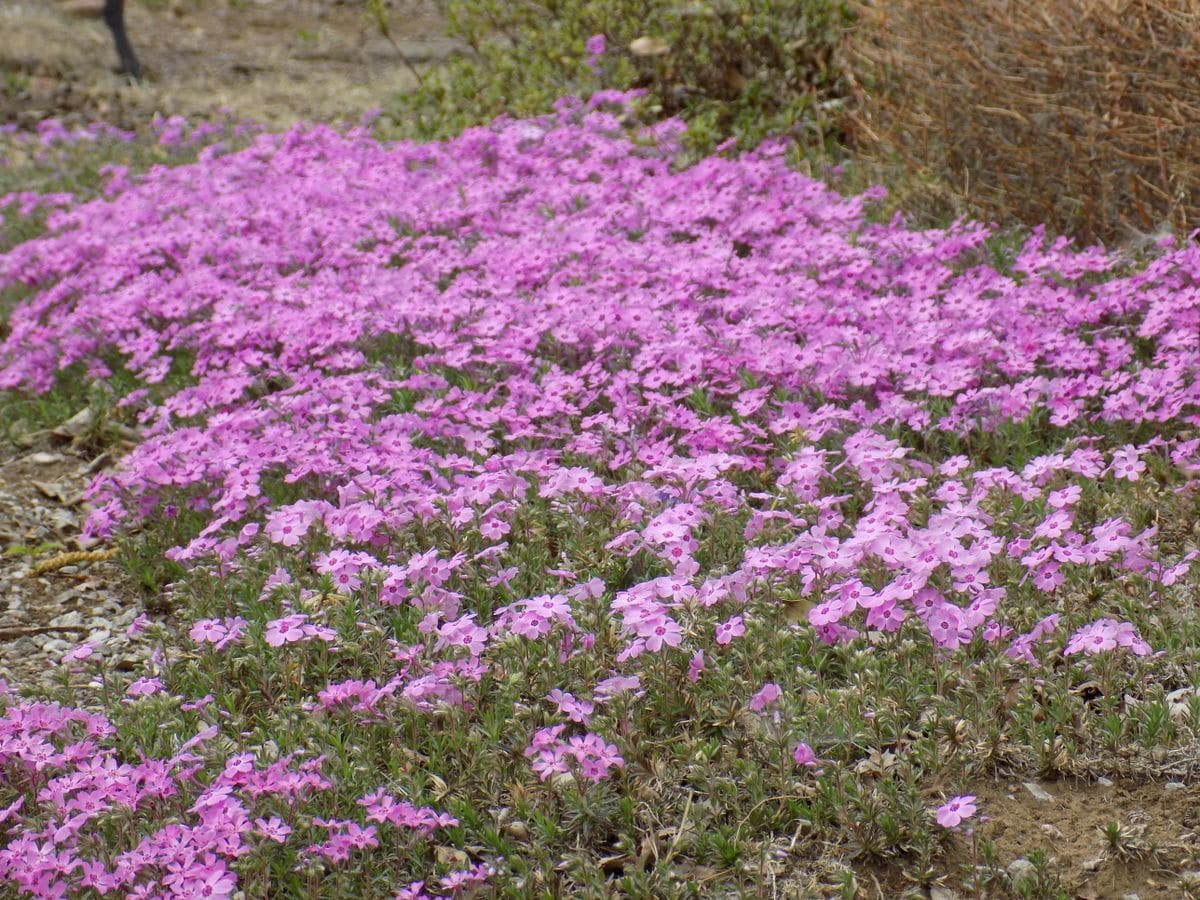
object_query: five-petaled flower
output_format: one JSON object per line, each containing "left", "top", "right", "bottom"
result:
{"left": 935, "top": 794, "right": 978, "bottom": 829}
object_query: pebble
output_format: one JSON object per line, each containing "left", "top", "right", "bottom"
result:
{"left": 1096, "top": 776, "right": 1114, "bottom": 787}
{"left": 1007, "top": 858, "right": 1036, "bottom": 882}
{"left": 1165, "top": 781, "right": 1186, "bottom": 792}
{"left": 37, "top": 638, "right": 70, "bottom": 656}
{"left": 1082, "top": 857, "right": 1104, "bottom": 873}
{"left": 1040, "top": 823, "right": 1065, "bottom": 839}
{"left": 1023, "top": 781, "right": 1055, "bottom": 802}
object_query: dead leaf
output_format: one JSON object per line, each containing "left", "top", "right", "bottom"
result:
{"left": 435, "top": 846, "right": 468, "bottom": 867}
{"left": 780, "top": 598, "right": 812, "bottom": 624}
{"left": 629, "top": 36, "right": 670, "bottom": 57}
{"left": 32, "top": 481, "right": 71, "bottom": 503}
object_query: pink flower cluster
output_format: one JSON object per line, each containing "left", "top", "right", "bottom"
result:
{"left": 1064, "top": 618, "right": 1152, "bottom": 657}
{"left": 2, "top": 91, "right": 1199, "bottom": 892}
{"left": 1, "top": 96, "right": 1190, "bottom": 678}
{"left": 524, "top": 725, "right": 625, "bottom": 783}
{"left": 0, "top": 702, "right": 359, "bottom": 898}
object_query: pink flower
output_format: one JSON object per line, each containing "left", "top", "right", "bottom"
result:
{"left": 61, "top": 642, "right": 96, "bottom": 663}
{"left": 190, "top": 618, "right": 228, "bottom": 644}
{"left": 641, "top": 615, "right": 682, "bottom": 652}
{"left": 548, "top": 688, "right": 594, "bottom": 725}
{"left": 793, "top": 742, "right": 818, "bottom": 767}
{"left": 749, "top": 682, "right": 782, "bottom": 712}
{"left": 687, "top": 650, "right": 705, "bottom": 683}
{"left": 254, "top": 816, "right": 293, "bottom": 842}
{"left": 1110, "top": 445, "right": 1146, "bottom": 481}
{"left": 189, "top": 616, "right": 246, "bottom": 650}
{"left": 126, "top": 677, "right": 163, "bottom": 698}
{"left": 593, "top": 674, "right": 642, "bottom": 701}
{"left": 714, "top": 615, "right": 745, "bottom": 645}
{"left": 1064, "top": 618, "right": 1151, "bottom": 657}
{"left": 935, "top": 794, "right": 977, "bottom": 829}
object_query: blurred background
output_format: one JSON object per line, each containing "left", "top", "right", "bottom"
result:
{"left": 1, "top": 0, "right": 1197, "bottom": 247}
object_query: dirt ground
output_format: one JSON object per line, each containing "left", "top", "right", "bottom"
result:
{"left": 951, "top": 779, "right": 1200, "bottom": 899}
{"left": 0, "top": 0, "right": 453, "bottom": 129}
{"left": 0, "top": 440, "right": 147, "bottom": 689}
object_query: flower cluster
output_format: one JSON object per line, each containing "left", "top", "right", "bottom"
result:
{"left": 524, "top": 725, "right": 625, "bottom": 783}
{"left": 1, "top": 90, "right": 1198, "bottom": 894}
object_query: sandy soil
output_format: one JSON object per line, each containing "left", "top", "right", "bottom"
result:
{"left": 0, "top": 0, "right": 454, "bottom": 129}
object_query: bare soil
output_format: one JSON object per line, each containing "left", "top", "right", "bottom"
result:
{"left": 0, "top": 0, "right": 453, "bottom": 129}
{"left": 0, "top": 441, "right": 148, "bottom": 689}
{"left": 965, "top": 778, "right": 1200, "bottom": 899}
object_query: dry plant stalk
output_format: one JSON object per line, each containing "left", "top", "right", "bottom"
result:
{"left": 846, "top": 0, "right": 1200, "bottom": 245}
{"left": 29, "top": 548, "right": 118, "bottom": 577}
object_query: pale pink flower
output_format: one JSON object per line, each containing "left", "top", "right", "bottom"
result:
{"left": 935, "top": 794, "right": 977, "bottom": 829}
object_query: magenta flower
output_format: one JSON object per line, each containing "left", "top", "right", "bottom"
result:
{"left": 749, "top": 682, "right": 782, "bottom": 712}
{"left": 793, "top": 742, "right": 818, "bottom": 767}
{"left": 126, "top": 677, "right": 163, "bottom": 698}
{"left": 254, "top": 816, "right": 293, "bottom": 842}
{"left": 714, "top": 615, "right": 745, "bottom": 645}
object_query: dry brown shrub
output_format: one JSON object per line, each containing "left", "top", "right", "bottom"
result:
{"left": 845, "top": 0, "right": 1200, "bottom": 246}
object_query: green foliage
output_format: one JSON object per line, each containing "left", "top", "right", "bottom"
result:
{"left": 394, "top": 0, "right": 852, "bottom": 158}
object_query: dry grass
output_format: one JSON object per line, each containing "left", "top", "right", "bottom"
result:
{"left": 846, "top": 0, "right": 1200, "bottom": 246}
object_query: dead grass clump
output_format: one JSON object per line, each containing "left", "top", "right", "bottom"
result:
{"left": 846, "top": 0, "right": 1200, "bottom": 246}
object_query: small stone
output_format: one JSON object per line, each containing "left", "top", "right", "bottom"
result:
{"left": 930, "top": 889, "right": 963, "bottom": 900}
{"left": 1023, "top": 781, "right": 1055, "bottom": 802}
{"left": 1007, "top": 858, "right": 1036, "bottom": 882}
{"left": 1165, "top": 781, "right": 1186, "bottom": 792}
{"left": 1122, "top": 894, "right": 1141, "bottom": 900}
{"left": 29, "top": 452, "right": 65, "bottom": 465}
{"left": 1082, "top": 857, "right": 1105, "bottom": 873}
{"left": 37, "top": 638, "right": 70, "bottom": 656}
{"left": 1096, "top": 776, "right": 1114, "bottom": 787}
{"left": 1040, "top": 823, "right": 1065, "bottom": 839}
{"left": 50, "top": 611, "right": 83, "bottom": 628}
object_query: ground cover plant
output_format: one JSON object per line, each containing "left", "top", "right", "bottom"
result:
{"left": 0, "top": 92, "right": 1198, "bottom": 897}
{"left": 394, "top": 0, "right": 851, "bottom": 159}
